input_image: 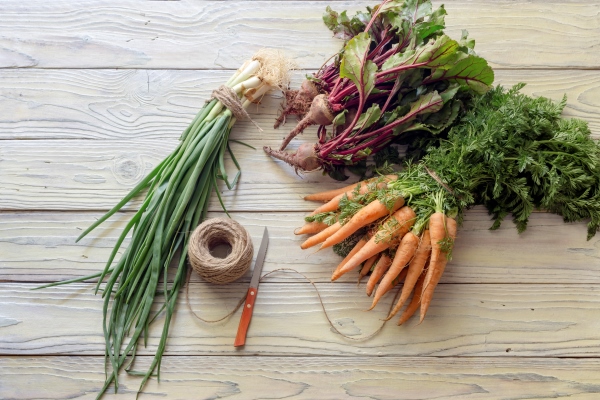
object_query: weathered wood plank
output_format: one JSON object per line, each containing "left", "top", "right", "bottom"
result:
{"left": 2, "top": 1, "right": 599, "bottom": 397}
{"left": 3, "top": 356, "right": 600, "bottom": 399}
{"left": 0, "top": 71, "right": 598, "bottom": 212}
{"left": 0, "top": 137, "right": 347, "bottom": 211}
{"left": 1, "top": 210, "right": 598, "bottom": 284}
{"left": 0, "top": 1, "right": 598, "bottom": 70}
{"left": 2, "top": 282, "right": 600, "bottom": 356}
{"left": 0, "top": 69, "right": 274, "bottom": 140}
{"left": 1, "top": 69, "right": 598, "bottom": 141}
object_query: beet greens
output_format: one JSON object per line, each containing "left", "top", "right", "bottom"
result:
{"left": 265, "top": 0, "right": 494, "bottom": 179}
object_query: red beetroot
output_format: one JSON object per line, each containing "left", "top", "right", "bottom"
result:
{"left": 278, "top": 94, "right": 341, "bottom": 151}
{"left": 274, "top": 80, "right": 321, "bottom": 129}
{"left": 266, "top": 0, "right": 494, "bottom": 178}
{"left": 263, "top": 142, "right": 321, "bottom": 173}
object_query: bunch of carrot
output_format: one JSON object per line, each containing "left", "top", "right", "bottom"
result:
{"left": 299, "top": 173, "right": 457, "bottom": 324}
{"left": 293, "top": 82, "right": 600, "bottom": 326}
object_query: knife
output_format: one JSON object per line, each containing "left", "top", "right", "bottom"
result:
{"left": 234, "top": 227, "right": 269, "bottom": 347}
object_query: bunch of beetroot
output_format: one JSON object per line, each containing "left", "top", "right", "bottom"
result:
{"left": 264, "top": 0, "right": 494, "bottom": 180}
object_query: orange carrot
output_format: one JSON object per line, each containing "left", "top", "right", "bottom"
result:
{"left": 357, "top": 254, "right": 379, "bottom": 284}
{"left": 294, "top": 221, "right": 329, "bottom": 235}
{"left": 320, "top": 196, "right": 404, "bottom": 250}
{"left": 300, "top": 222, "right": 341, "bottom": 250}
{"left": 309, "top": 175, "right": 395, "bottom": 216}
{"left": 419, "top": 215, "right": 457, "bottom": 323}
{"left": 304, "top": 186, "right": 354, "bottom": 203}
{"left": 366, "top": 253, "right": 392, "bottom": 296}
{"left": 332, "top": 237, "right": 368, "bottom": 277}
{"left": 386, "top": 230, "right": 431, "bottom": 320}
{"left": 397, "top": 272, "right": 426, "bottom": 325}
{"left": 332, "top": 238, "right": 387, "bottom": 281}
{"left": 380, "top": 267, "right": 409, "bottom": 298}
{"left": 310, "top": 193, "right": 350, "bottom": 216}
{"left": 367, "top": 268, "right": 409, "bottom": 309}
{"left": 331, "top": 206, "right": 416, "bottom": 281}
{"left": 369, "top": 231, "right": 419, "bottom": 309}
{"left": 304, "top": 174, "right": 396, "bottom": 202}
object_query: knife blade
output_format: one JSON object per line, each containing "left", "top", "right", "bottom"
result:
{"left": 234, "top": 227, "right": 269, "bottom": 347}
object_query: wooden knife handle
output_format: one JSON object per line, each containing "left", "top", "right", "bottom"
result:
{"left": 234, "top": 287, "right": 258, "bottom": 347}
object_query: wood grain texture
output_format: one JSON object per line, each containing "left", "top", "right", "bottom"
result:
{"left": 0, "top": 69, "right": 270, "bottom": 140}
{"left": 3, "top": 282, "right": 600, "bottom": 357}
{"left": 3, "top": 356, "right": 600, "bottom": 399}
{"left": 0, "top": 1, "right": 598, "bottom": 70}
{"left": 1, "top": 69, "right": 599, "bottom": 141}
{"left": 0, "top": 138, "right": 334, "bottom": 212}
{"left": 0, "top": 69, "right": 598, "bottom": 212}
{"left": 2, "top": 1, "right": 600, "bottom": 398}
{"left": 1, "top": 210, "right": 598, "bottom": 284}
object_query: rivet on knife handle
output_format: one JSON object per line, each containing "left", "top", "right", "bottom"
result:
{"left": 234, "top": 287, "right": 259, "bottom": 347}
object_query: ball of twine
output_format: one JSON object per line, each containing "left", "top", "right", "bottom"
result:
{"left": 187, "top": 218, "right": 254, "bottom": 284}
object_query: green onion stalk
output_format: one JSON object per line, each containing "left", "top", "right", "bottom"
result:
{"left": 40, "top": 50, "right": 293, "bottom": 398}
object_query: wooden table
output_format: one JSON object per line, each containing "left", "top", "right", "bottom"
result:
{"left": 2, "top": 1, "right": 600, "bottom": 398}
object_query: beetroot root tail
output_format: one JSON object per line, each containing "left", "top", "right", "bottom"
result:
{"left": 279, "top": 115, "right": 313, "bottom": 151}
{"left": 264, "top": 144, "right": 321, "bottom": 174}
{"left": 264, "top": 146, "right": 303, "bottom": 172}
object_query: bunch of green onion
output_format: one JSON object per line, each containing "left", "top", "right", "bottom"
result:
{"left": 41, "top": 50, "right": 292, "bottom": 398}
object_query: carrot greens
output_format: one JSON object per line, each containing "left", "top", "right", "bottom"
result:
{"left": 421, "top": 84, "right": 600, "bottom": 238}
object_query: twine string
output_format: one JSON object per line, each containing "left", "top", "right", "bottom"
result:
{"left": 185, "top": 267, "right": 247, "bottom": 323}
{"left": 211, "top": 85, "right": 263, "bottom": 132}
{"left": 185, "top": 267, "right": 400, "bottom": 341}
{"left": 187, "top": 218, "right": 254, "bottom": 285}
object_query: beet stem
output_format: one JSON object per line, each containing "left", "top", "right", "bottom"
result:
{"left": 340, "top": 109, "right": 419, "bottom": 150}
{"left": 373, "top": 45, "right": 400, "bottom": 65}
{"left": 318, "top": 125, "right": 327, "bottom": 144}
{"left": 329, "top": 77, "right": 345, "bottom": 99}
{"left": 325, "top": 132, "right": 393, "bottom": 163}
{"left": 380, "top": 76, "right": 403, "bottom": 114}
{"left": 364, "top": 0, "right": 392, "bottom": 33}
{"left": 320, "top": 92, "right": 368, "bottom": 157}
{"left": 367, "top": 30, "right": 392, "bottom": 62}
